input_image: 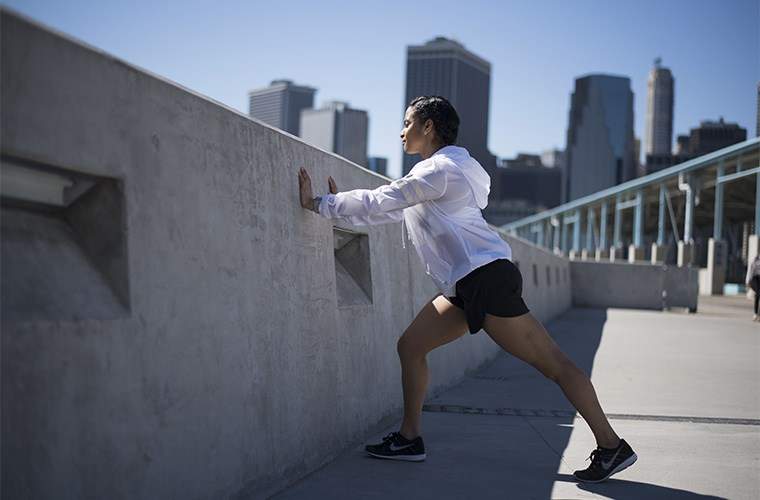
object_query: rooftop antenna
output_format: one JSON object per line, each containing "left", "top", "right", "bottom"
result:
{"left": 654, "top": 57, "right": 662, "bottom": 68}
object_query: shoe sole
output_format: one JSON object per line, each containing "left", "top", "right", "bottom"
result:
{"left": 366, "top": 451, "right": 426, "bottom": 462}
{"left": 575, "top": 452, "right": 638, "bottom": 483}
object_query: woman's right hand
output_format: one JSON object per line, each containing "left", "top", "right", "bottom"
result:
{"left": 298, "top": 167, "right": 315, "bottom": 210}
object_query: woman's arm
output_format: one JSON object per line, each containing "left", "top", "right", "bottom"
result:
{"left": 299, "top": 173, "right": 404, "bottom": 226}
{"left": 317, "top": 159, "right": 447, "bottom": 219}
{"left": 329, "top": 209, "right": 405, "bottom": 226}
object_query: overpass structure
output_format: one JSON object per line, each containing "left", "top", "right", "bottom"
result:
{"left": 502, "top": 138, "right": 760, "bottom": 295}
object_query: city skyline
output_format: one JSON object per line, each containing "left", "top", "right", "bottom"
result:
{"left": 3, "top": 0, "right": 756, "bottom": 179}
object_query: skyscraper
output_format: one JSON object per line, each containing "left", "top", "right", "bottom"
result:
{"left": 300, "top": 101, "right": 368, "bottom": 167}
{"left": 563, "top": 74, "right": 636, "bottom": 202}
{"left": 402, "top": 37, "right": 497, "bottom": 177}
{"left": 644, "top": 58, "right": 674, "bottom": 156}
{"left": 248, "top": 79, "right": 316, "bottom": 136}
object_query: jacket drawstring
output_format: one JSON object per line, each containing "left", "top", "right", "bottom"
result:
{"left": 401, "top": 218, "right": 407, "bottom": 249}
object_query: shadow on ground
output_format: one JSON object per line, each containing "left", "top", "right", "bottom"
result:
{"left": 267, "top": 307, "right": 738, "bottom": 499}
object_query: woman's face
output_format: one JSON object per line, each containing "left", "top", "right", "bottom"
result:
{"left": 400, "top": 106, "right": 432, "bottom": 155}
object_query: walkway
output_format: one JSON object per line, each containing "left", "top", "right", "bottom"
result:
{"left": 271, "top": 295, "right": 760, "bottom": 499}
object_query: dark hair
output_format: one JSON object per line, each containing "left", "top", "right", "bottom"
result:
{"left": 408, "top": 95, "right": 459, "bottom": 145}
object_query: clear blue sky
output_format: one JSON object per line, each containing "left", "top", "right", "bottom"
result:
{"left": 4, "top": 0, "right": 758, "bottom": 178}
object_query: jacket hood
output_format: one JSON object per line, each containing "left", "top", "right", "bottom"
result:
{"left": 434, "top": 145, "right": 490, "bottom": 209}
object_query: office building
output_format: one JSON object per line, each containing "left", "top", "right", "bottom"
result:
{"left": 248, "top": 79, "right": 316, "bottom": 136}
{"left": 402, "top": 37, "right": 497, "bottom": 177}
{"left": 496, "top": 153, "right": 561, "bottom": 210}
{"left": 300, "top": 101, "right": 368, "bottom": 167}
{"left": 645, "top": 120, "right": 746, "bottom": 176}
{"left": 642, "top": 59, "right": 676, "bottom": 175}
{"left": 540, "top": 148, "right": 564, "bottom": 168}
{"left": 644, "top": 58, "right": 674, "bottom": 156}
{"left": 500, "top": 153, "right": 543, "bottom": 169}
{"left": 676, "top": 134, "right": 690, "bottom": 155}
{"left": 686, "top": 118, "right": 746, "bottom": 157}
{"left": 563, "top": 74, "right": 636, "bottom": 202}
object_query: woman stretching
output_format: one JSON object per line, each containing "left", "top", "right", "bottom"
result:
{"left": 298, "top": 95, "right": 637, "bottom": 483}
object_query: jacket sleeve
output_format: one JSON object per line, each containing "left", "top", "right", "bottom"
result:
{"left": 332, "top": 210, "right": 405, "bottom": 226}
{"left": 317, "top": 159, "right": 447, "bottom": 219}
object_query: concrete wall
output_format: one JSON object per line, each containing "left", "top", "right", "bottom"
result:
{"left": 503, "top": 237, "right": 572, "bottom": 321}
{"left": 0, "top": 10, "right": 571, "bottom": 500}
{"left": 663, "top": 265, "right": 700, "bottom": 312}
{"left": 571, "top": 260, "right": 699, "bottom": 312}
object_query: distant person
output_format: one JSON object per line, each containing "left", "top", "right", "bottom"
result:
{"left": 298, "top": 95, "right": 637, "bottom": 483}
{"left": 746, "top": 255, "right": 760, "bottom": 321}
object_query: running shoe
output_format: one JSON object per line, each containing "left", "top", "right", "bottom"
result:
{"left": 365, "top": 431, "right": 426, "bottom": 462}
{"left": 573, "top": 438, "right": 637, "bottom": 483}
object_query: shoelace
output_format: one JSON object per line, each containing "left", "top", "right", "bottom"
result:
{"left": 585, "top": 448, "right": 605, "bottom": 469}
{"left": 382, "top": 432, "right": 398, "bottom": 443}
{"left": 381, "top": 431, "right": 416, "bottom": 445}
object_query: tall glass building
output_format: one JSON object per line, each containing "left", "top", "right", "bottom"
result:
{"left": 402, "top": 37, "right": 497, "bottom": 177}
{"left": 563, "top": 74, "right": 636, "bottom": 202}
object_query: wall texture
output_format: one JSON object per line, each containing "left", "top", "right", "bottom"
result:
{"left": 1, "top": 9, "right": 572, "bottom": 500}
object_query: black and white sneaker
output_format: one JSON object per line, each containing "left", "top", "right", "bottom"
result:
{"left": 365, "top": 431, "right": 426, "bottom": 462}
{"left": 573, "top": 438, "right": 637, "bottom": 483}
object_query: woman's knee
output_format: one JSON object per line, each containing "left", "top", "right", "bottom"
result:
{"left": 397, "top": 334, "right": 426, "bottom": 360}
{"left": 535, "top": 349, "right": 580, "bottom": 383}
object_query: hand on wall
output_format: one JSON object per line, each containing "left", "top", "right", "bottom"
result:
{"left": 298, "top": 167, "right": 315, "bottom": 210}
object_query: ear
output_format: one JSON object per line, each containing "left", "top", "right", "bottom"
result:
{"left": 424, "top": 119, "right": 434, "bottom": 135}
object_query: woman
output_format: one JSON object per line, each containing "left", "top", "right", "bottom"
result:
{"left": 297, "top": 95, "right": 636, "bottom": 483}
{"left": 746, "top": 255, "right": 760, "bottom": 321}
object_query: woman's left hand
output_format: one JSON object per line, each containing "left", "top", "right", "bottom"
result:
{"left": 298, "top": 167, "right": 315, "bottom": 210}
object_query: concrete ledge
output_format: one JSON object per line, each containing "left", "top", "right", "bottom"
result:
{"left": 571, "top": 260, "right": 698, "bottom": 311}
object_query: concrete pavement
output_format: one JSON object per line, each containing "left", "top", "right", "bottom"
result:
{"left": 269, "top": 296, "right": 760, "bottom": 499}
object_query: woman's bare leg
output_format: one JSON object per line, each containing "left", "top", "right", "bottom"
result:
{"left": 396, "top": 294, "right": 469, "bottom": 439}
{"left": 482, "top": 312, "right": 620, "bottom": 449}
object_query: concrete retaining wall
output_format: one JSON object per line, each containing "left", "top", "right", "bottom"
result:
{"left": 0, "top": 9, "right": 571, "bottom": 500}
{"left": 571, "top": 260, "right": 699, "bottom": 312}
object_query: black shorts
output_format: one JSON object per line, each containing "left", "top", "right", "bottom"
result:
{"left": 445, "top": 258, "right": 530, "bottom": 335}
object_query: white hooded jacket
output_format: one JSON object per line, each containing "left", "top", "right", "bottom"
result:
{"left": 317, "top": 145, "right": 512, "bottom": 296}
